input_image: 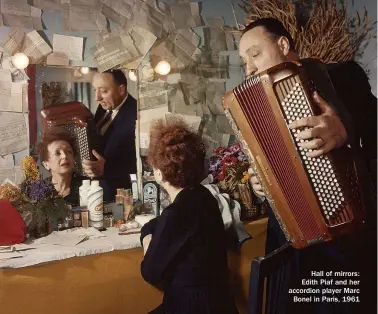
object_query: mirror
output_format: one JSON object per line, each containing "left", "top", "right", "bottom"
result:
{"left": 29, "top": 65, "right": 138, "bottom": 195}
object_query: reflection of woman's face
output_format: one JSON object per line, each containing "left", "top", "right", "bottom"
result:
{"left": 43, "top": 140, "right": 74, "bottom": 175}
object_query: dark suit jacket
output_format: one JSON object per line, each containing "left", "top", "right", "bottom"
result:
{"left": 94, "top": 95, "right": 137, "bottom": 202}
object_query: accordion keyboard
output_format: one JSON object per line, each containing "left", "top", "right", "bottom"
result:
{"left": 276, "top": 79, "right": 346, "bottom": 222}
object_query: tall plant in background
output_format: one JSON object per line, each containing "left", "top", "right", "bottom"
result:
{"left": 238, "top": 0, "right": 376, "bottom": 63}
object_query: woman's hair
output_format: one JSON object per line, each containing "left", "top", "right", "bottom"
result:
{"left": 38, "top": 128, "right": 77, "bottom": 163}
{"left": 148, "top": 117, "right": 205, "bottom": 188}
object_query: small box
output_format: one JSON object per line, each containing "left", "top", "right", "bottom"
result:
{"left": 142, "top": 181, "right": 160, "bottom": 216}
{"left": 107, "top": 202, "right": 124, "bottom": 222}
{"left": 72, "top": 207, "right": 82, "bottom": 227}
{"left": 81, "top": 209, "right": 89, "bottom": 229}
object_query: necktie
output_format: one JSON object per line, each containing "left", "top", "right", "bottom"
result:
{"left": 96, "top": 110, "right": 113, "bottom": 133}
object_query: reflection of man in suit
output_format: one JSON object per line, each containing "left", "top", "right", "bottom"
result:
{"left": 82, "top": 69, "right": 137, "bottom": 202}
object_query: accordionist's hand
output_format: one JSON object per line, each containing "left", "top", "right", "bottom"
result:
{"left": 82, "top": 149, "right": 105, "bottom": 178}
{"left": 248, "top": 168, "right": 265, "bottom": 198}
{"left": 289, "top": 92, "right": 348, "bottom": 158}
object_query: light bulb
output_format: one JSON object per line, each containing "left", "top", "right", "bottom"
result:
{"left": 154, "top": 61, "right": 171, "bottom": 75}
{"left": 80, "top": 67, "right": 90, "bottom": 74}
{"left": 129, "top": 70, "right": 137, "bottom": 82}
{"left": 12, "top": 53, "right": 29, "bottom": 70}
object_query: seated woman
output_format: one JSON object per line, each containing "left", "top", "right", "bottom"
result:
{"left": 140, "top": 118, "right": 238, "bottom": 314}
{"left": 38, "top": 129, "right": 82, "bottom": 207}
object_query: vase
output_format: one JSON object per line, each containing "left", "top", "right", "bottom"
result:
{"left": 237, "top": 183, "right": 258, "bottom": 221}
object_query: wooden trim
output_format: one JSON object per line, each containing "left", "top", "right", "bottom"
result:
{"left": 26, "top": 64, "right": 37, "bottom": 148}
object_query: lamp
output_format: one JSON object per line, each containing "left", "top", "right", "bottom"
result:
{"left": 128, "top": 70, "right": 138, "bottom": 82}
{"left": 12, "top": 53, "right": 29, "bottom": 70}
{"left": 80, "top": 67, "right": 90, "bottom": 74}
{"left": 154, "top": 61, "right": 171, "bottom": 75}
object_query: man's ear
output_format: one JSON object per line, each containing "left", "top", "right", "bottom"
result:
{"left": 277, "top": 36, "right": 291, "bottom": 56}
{"left": 119, "top": 84, "right": 127, "bottom": 97}
{"left": 42, "top": 161, "right": 50, "bottom": 171}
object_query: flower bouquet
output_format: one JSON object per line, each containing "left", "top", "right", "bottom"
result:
{"left": 209, "top": 142, "right": 259, "bottom": 220}
{"left": 0, "top": 156, "right": 71, "bottom": 238}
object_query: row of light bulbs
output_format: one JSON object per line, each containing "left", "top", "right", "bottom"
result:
{"left": 11, "top": 52, "right": 172, "bottom": 81}
{"left": 128, "top": 60, "right": 171, "bottom": 81}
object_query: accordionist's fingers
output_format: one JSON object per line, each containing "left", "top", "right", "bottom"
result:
{"left": 295, "top": 126, "right": 322, "bottom": 140}
{"left": 289, "top": 115, "right": 320, "bottom": 129}
{"left": 298, "top": 138, "right": 324, "bottom": 150}
{"left": 307, "top": 138, "right": 337, "bottom": 158}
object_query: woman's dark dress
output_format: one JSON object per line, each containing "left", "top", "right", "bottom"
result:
{"left": 140, "top": 184, "right": 238, "bottom": 314}
{"left": 47, "top": 173, "right": 83, "bottom": 207}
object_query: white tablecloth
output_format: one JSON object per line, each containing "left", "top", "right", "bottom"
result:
{"left": 0, "top": 227, "right": 142, "bottom": 269}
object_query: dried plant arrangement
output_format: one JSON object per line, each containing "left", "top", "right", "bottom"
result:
{"left": 237, "top": 0, "right": 376, "bottom": 63}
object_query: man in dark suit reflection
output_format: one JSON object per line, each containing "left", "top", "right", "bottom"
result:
{"left": 82, "top": 69, "right": 137, "bottom": 202}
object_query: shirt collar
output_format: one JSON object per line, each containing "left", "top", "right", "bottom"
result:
{"left": 108, "top": 93, "right": 128, "bottom": 113}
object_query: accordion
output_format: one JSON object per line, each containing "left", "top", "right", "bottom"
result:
{"left": 41, "top": 102, "right": 98, "bottom": 175}
{"left": 223, "top": 60, "right": 365, "bottom": 249}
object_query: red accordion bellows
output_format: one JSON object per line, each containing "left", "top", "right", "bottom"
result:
{"left": 223, "top": 61, "right": 365, "bottom": 249}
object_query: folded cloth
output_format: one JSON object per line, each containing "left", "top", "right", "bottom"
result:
{"left": 201, "top": 175, "right": 251, "bottom": 244}
{"left": 0, "top": 200, "right": 27, "bottom": 246}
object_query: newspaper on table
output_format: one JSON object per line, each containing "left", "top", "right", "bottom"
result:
{"left": 20, "top": 30, "right": 52, "bottom": 64}
{"left": 0, "top": 0, "right": 43, "bottom": 29}
{"left": 0, "top": 81, "right": 24, "bottom": 112}
{"left": 0, "top": 112, "right": 28, "bottom": 155}
{"left": 53, "top": 34, "right": 83, "bottom": 61}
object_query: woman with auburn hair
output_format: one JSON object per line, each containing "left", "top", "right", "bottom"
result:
{"left": 38, "top": 128, "right": 82, "bottom": 206}
{"left": 140, "top": 118, "right": 238, "bottom": 314}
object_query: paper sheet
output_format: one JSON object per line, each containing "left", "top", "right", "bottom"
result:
{"left": 0, "top": 69, "right": 12, "bottom": 82}
{"left": 101, "top": 0, "right": 133, "bottom": 29}
{"left": 21, "top": 30, "right": 52, "bottom": 64}
{"left": 139, "top": 81, "right": 169, "bottom": 110}
{"left": 205, "top": 81, "right": 226, "bottom": 115}
{"left": 92, "top": 36, "right": 133, "bottom": 72}
{"left": 170, "top": 2, "right": 202, "bottom": 29}
{"left": 3, "top": 28, "right": 25, "bottom": 55}
{"left": 0, "top": 112, "right": 28, "bottom": 155}
{"left": 121, "top": 25, "right": 157, "bottom": 69}
{"left": 53, "top": 34, "right": 83, "bottom": 61}
{"left": 0, "top": 166, "right": 22, "bottom": 184}
{"left": 0, "top": 82, "right": 24, "bottom": 112}
{"left": 168, "top": 29, "right": 201, "bottom": 61}
{"left": 1, "top": 1, "right": 43, "bottom": 29}
{"left": 27, "top": 0, "right": 67, "bottom": 11}
{"left": 46, "top": 52, "right": 69, "bottom": 66}
{"left": 139, "top": 105, "right": 169, "bottom": 149}
{"left": 0, "top": 154, "right": 14, "bottom": 167}
{"left": 62, "top": 4, "right": 106, "bottom": 31}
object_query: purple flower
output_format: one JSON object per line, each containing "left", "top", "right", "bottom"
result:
{"left": 26, "top": 180, "right": 56, "bottom": 202}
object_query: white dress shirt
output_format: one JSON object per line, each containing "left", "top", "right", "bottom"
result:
{"left": 100, "top": 93, "right": 128, "bottom": 135}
